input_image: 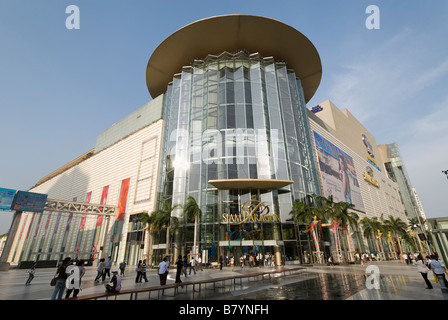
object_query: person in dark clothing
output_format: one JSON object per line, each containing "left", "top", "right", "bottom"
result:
{"left": 182, "top": 255, "right": 188, "bottom": 278}
{"left": 219, "top": 256, "right": 224, "bottom": 270}
{"left": 175, "top": 255, "right": 183, "bottom": 284}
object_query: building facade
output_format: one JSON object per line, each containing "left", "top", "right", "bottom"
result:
{"left": 377, "top": 143, "right": 421, "bottom": 220}
{"left": 5, "top": 15, "right": 413, "bottom": 267}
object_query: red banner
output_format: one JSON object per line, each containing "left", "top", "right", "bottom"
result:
{"left": 116, "top": 178, "right": 130, "bottom": 221}
{"left": 96, "top": 185, "right": 109, "bottom": 226}
{"left": 79, "top": 191, "right": 92, "bottom": 229}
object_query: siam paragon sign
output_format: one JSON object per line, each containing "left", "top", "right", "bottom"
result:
{"left": 222, "top": 199, "right": 280, "bottom": 224}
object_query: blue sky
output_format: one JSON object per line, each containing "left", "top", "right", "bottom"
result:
{"left": 1, "top": 0, "right": 447, "bottom": 234}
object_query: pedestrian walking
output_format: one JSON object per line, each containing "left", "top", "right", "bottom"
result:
{"left": 105, "top": 270, "right": 122, "bottom": 293}
{"left": 94, "top": 258, "right": 105, "bottom": 282}
{"left": 413, "top": 254, "right": 433, "bottom": 289}
{"left": 135, "top": 260, "right": 143, "bottom": 283}
{"left": 430, "top": 255, "right": 448, "bottom": 288}
{"left": 219, "top": 256, "right": 224, "bottom": 270}
{"left": 157, "top": 256, "right": 170, "bottom": 285}
{"left": 102, "top": 256, "right": 112, "bottom": 281}
{"left": 240, "top": 256, "right": 244, "bottom": 268}
{"left": 119, "top": 260, "right": 126, "bottom": 276}
{"left": 198, "top": 255, "right": 203, "bottom": 271}
{"left": 175, "top": 255, "right": 183, "bottom": 284}
{"left": 65, "top": 260, "right": 86, "bottom": 298}
{"left": 230, "top": 256, "right": 235, "bottom": 271}
{"left": 25, "top": 262, "right": 37, "bottom": 285}
{"left": 141, "top": 259, "right": 149, "bottom": 282}
{"left": 189, "top": 256, "right": 196, "bottom": 275}
{"left": 182, "top": 255, "right": 188, "bottom": 278}
{"left": 51, "top": 257, "right": 71, "bottom": 300}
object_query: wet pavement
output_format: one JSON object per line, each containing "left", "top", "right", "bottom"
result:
{"left": 0, "top": 260, "right": 446, "bottom": 301}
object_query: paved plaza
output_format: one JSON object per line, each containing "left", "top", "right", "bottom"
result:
{"left": 0, "top": 260, "right": 446, "bottom": 301}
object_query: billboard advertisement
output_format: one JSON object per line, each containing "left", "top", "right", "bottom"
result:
{"left": 11, "top": 191, "right": 48, "bottom": 213}
{"left": 0, "top": 188, "right": 16, "bottom": 210}
{"left": 313, "top": 131, "right": 365, "bottom": 212}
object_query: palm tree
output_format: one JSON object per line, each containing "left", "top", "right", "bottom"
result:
{"left": 382, "top": 215, "right": 407, "bottom": 255}
{"left": 318, "top": 196, "right": 358, "bottom": 262}
{"left": 183, "top": 196, "right": 202, "bottom": 256}
{"left": 140, "top": 201, "right": 179, "bottom": 258}
{"left": 408, "top": 217, "right": 425, "bottom": 252}
{"left": 291, "top": 195, "right": 325, "bottom": 263}
{"left": 336, "top": 202, "right": 359, "bottom": 261}
{"left": 360, "top": 217, "right": 385, "bottom": 254}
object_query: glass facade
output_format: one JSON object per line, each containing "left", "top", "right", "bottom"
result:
{"left": 383, "top": 143, "right": 420, "bottom": 220}
{"left": 155, "top": 51, "right": 321, "bottom": 265}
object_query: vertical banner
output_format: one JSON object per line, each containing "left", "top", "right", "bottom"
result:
{"left": 96, "top": 186, "right": 109, "bottom": 226}
{"left": 91, "top": 185, "right": 109, "bottom": 260}
{"left": 44, "top": 212, "right": 52, "bottom": 236}
{"left": 79, "top": 191, "right": 91, "bottom": 229}
{"left": 53, "top": 213, "right": 62, "bottom": 234}
{"left": 19, "top": 216, "right": 28, "bottom": 240}
{"left": 116, "top": 178, "right": 130, "bottom": 221}
{"left": 26, "top": 214, "right": 36, "bottom": 239}
{"left": 33, "top": 213, "right": 43, "bottom": 238}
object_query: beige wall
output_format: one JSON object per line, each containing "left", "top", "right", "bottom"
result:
{"left": 9, "top": 119, "right": 164, "bottom": 264}
{"left": 309, "top": 101, "right": 407, "bottom": 222}
{"left": 309, "top": 100, "right": 386, "bottom": 172}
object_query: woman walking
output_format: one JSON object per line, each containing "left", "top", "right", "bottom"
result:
{"left": 413, "top": 254, "right": 433, "bottom": 289}
{"left": 51, "top": 257, "right": 71, "bottom": 300}
{"left": 94, "top": 258, "right": 105, "bottom": 282}
{"left": 135, "top": 260, "right": 143, "bottom": 283}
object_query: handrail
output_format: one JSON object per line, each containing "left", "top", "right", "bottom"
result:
{"left": 64, "top": 267, "right": 305, "bottom": 300}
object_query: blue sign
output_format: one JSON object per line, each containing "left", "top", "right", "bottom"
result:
{"left": 12, "top": 191, "right": 48, "bottom": 213}
{"left": 311, "top": 105, "right": 323, "bottom": 113}
{"left": 0, "top": 188, "right": 16, "bottom": 210}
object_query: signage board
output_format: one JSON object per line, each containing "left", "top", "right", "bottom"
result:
{"left": 11, "top": 191, "right": 48, "bottom": 213}
{"left": 0, "top": 188, "right": 16, "bottom": 210}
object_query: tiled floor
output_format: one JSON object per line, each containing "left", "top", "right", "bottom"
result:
{"left": 0, "top": 260, "right": 446, "bottom": 301}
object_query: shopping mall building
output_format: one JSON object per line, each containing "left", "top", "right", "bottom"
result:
{"left": 4, "top": 15, "right": 411, "bottom": 267}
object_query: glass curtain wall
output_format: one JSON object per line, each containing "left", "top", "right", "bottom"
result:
{"left": 156, "top": 51, "right": 321, "bottom": 265}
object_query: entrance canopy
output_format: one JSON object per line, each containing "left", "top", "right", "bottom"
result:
{"left": 208, "top": 179, "right": 293, "bottom": 190}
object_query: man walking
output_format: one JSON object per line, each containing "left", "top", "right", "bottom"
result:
{"left": 102, "top": 256, "right": 113, "bottom": 281}
{"left": 189, "top": 256, "right": 197, "bottom": 275}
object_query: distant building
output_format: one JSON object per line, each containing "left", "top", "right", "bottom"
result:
{"left": 427, "top": 217, "right": 448, "bottom": 265}
{"left": 378, "top": 143, "right": 421, "bottom": 220}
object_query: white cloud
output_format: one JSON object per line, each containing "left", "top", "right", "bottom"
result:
{"left": 324, "top": 27, "right": 448, "bottom": 219}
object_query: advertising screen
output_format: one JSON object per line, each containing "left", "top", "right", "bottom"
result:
{"left": 313, "top": 131, "right": 365, "bottom": 212}
{"left": 12, "top": 191, "right": 48, "bottom": 213}
{"left": 0, "top": 188, "right": 16, "bottom": 210}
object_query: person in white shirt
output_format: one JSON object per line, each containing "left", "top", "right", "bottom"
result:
{"left": 413, "top": 254, "right": 433, "bottom": 289}
{"left": 430, "top": 255, "right": 448, "bottom": 288}
{"left": 198, "top": 255, "right": 202, "bottom": 271}
{"left": 189, "top": 256, "right": 197, "bottom": 275}
{"left": 157, "top": 256, "right": 170, "bottom": 285}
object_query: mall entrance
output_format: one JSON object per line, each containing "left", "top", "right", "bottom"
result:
{"left": 210, "top": 179, "right": 296, "bottom": 266}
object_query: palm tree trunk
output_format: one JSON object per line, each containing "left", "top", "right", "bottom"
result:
{"left": 193, "top": 216, "right": 198, "bottom": 256}
{"left": 166, "top": 226, "right": 171, "bottom": 258}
